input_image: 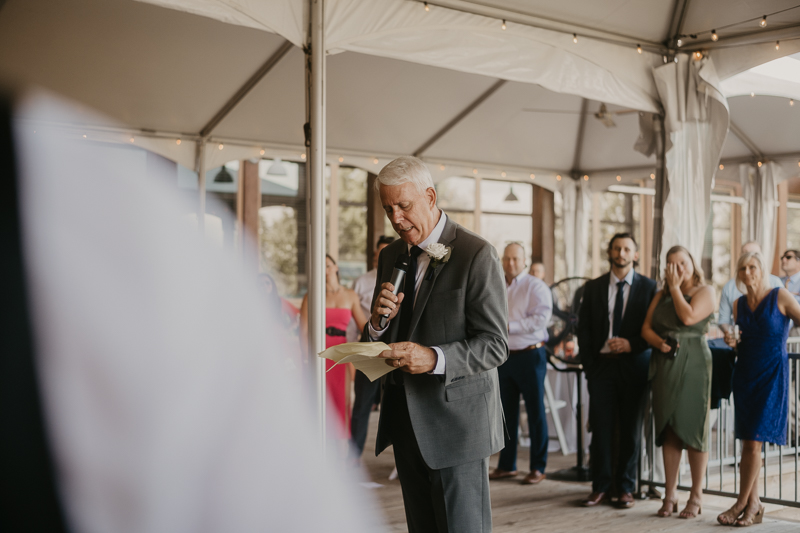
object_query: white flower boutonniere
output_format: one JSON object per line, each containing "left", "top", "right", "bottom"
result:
{"left": 425, "top": 243, "right": 452, "bottom": 270}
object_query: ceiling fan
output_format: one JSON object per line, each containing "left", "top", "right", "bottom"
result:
{"left": 521, "top": 103, "right": 639, "bottom": 128}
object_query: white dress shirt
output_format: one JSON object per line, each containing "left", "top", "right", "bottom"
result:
{"left": 506, "top": 272, "right": 553, "bottom": 350}
{"left": 600, "top": 269, "right": 635, "bottom": 353}
{"left": 369, "top": 211, "right": 448, "bottom": 374}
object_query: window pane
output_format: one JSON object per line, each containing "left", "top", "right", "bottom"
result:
{"left": 339, "top": 167, "right": 367, "bottom": 204}
{"left": 447, "top": 212, "right": 475, "bottom": 232}
{"left": 600, "top": 192, "right": 627, "bottom": 223}
{"left": 436, "top": 176, "right": 475, "bottom": 211}
{"left": 481, "top": 214, "right": 532, "bottom": 258}
{"left": 259, "top": 206, "right": 298, "bottom": 297}
{"left": 338, "top": 205, "right": 368, "bottom": 287}
{"left": 789, "top": 207, "right": 800, "bottom": 250}
{"left": 481, "top": 180, "right": 532, "bottom": 214}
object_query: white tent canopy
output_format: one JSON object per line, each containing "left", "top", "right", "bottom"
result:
{"left": 2, "top": 0, "right": 800, "bottom": 193}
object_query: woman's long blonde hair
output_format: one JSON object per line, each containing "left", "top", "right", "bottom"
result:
{"left": 663, "top": 245, "right": 704, "bottom": 292}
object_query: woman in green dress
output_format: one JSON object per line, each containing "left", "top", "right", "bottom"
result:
{"left": 641, "top": 246, "right": 716, "bottom": 519}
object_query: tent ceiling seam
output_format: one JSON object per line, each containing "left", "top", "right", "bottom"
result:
{"left": 413, "top": 79, "right": 506, "bottom": 157}
{"left": 198, "top": 40, "right": 294, "bottom": 139}
{"left": 729, "top": 121, "right": 764, "bottom": 159}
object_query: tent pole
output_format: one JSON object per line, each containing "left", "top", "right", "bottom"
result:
{"left": 650, "top": 115, "right": 666, "bottom": 280}
{"left": 308, "top": 0, "right": 327, "bottom": 444}
{"left": 196, "top": 139, "right": 206, "bottom": 234}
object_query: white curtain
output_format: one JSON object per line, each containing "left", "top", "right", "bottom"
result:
{"left": 741, "top": 162, "right": 780, "bottom": 274}
{"left": 561, "top": 179, "right": 591, "bottom": 278}
{"left": 638, "top": 54, "right": 730, "bottom": 269}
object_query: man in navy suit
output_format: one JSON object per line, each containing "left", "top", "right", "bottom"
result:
{"left": 577, "top": 233, "right": 657, "bottom": 508}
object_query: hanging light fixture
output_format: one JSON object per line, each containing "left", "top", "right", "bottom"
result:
{"left": 501, "top": 19, "right": 507, "bottom": 30}
{"left": 760, "top": 15, "right": 767, "bottom": 28}
{"left": 267, "top": 158, "right": 288, "bottom": 176}
{"left": 776, "top": 41, "right": 780, "bottom": 50}
{"left": 573, "top": 33, "right": 578, "bottom": 44}
{"left": 711, "top": 30, "right": 718, "bottom": 41}
{"left": 504, "top": 186, "right": 519, "bottom": 202}
{"left": 424, "top": 2, "right": 429, "bottom": 11}
{"left": 213, "top": 165, "right": 234, "bottom": 183}
{"left": 637, "top": 44, "right": 642, "bottom": 54}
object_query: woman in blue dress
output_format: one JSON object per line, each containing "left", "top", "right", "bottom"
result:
{"left": 718, "top": 252, "right": 800, "bottom": 527}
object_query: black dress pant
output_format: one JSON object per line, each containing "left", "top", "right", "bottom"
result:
{"left": 587, "top": 351, "right": 650, "bottom": 494}
{"left": 349, "top": 370, "right": 381, "bottom": 458}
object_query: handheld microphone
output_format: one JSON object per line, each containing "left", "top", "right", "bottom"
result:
{"left": 379, "top": 255, "right": 409, "bottom": 329}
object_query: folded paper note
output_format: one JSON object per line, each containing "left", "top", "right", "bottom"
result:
{"left": 319, "top": 342, "right": 393, "bottom": 382}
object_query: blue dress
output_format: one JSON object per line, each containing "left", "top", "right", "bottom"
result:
{"left": 734, "top": 288, "right": 790, "bottom": 444}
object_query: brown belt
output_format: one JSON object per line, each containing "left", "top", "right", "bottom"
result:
{"left": 509, "top": 342, "right": 545, "bottom": 355}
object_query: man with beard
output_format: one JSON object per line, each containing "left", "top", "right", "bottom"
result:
{"left": 577, "top": 233, "right": 656, "bottom": 508}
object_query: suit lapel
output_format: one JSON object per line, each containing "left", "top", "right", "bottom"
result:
{"left": 407, "top": 218, "right": 457, "bottom": 338}
{"left": 600, "top": 273, "right": 610, "bottom": 337}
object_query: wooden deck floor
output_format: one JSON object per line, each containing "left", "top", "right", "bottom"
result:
{"left": 357, "top": 412, "right": 800, "bottom": 532}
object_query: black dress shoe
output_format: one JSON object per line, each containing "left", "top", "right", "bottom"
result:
{"left": 582, "top": 491, "right": 606, "bottom": 507}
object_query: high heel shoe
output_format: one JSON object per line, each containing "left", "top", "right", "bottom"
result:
{"left": 735, "top": 504, "right": 765, "bottom": 527}
{"left": 679, "top": 498, "right": 702, "bottom": 518}
{"left": 717, "top": 504, "right": 745, "bottom": 526}
{"left": 657, "top": 499, "right": 678, "bottom": 517}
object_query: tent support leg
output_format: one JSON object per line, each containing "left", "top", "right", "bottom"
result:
{"left": 307, "top": 0, "right": 327, "bottom": 445}
{"left": 650, "top": 115, "right": 666, "bottom": 280}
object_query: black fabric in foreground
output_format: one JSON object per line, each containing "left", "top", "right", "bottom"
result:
{"left": 0, "top": 96, "right": 70, "bottom": 532}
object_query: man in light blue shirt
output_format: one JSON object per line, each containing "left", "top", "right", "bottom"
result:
{"left": 718, "top": 242, "right": 782, "bottom": 328}
{"left": 780, "top": 249, "right": 800, "bottom": 334}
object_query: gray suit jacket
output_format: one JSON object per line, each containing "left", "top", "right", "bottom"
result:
{"left": 366, "top": 217, "right": 508, "bottom": 470}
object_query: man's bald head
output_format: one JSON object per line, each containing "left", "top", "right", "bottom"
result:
{"left": 741, "top": 242, "right": 762, "bottom": 255}
{"left": 502, "top": 243, "right": 526, "bottom": 282}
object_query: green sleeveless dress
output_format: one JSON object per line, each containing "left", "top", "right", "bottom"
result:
{"left": 648, "top": 291, "right": 713, "bottom": 452}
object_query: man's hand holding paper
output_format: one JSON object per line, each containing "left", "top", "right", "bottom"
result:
{"left": 378, "top": 342, "right": 437, "bottom": 374}
{"left": 319, "top": 341, "right": 394, "bottom": 382}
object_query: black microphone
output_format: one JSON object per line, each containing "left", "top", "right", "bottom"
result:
{"left": 379, "top": 255, "right": 409, "bottom": 329}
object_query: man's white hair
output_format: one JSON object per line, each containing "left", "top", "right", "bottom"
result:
{"left": 375, "top": 156, "right": 434, "bottom": 193}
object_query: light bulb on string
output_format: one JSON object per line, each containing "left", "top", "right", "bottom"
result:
{"left": 719, "top": 164, "right": 724, "bottom": 170}
{"left": 637, "top": 44, "right": 642, "bottom": 54}
{"left": 338, "top": 156, "right": 344, "bottom": 162}
{"left": 711, "top": 30, "right": 718, "bottom": 41}
{"left": 130, "top": 136, "right": 135, "bottom": 143}
{"left": 424, "top": 2, "right": 429, "bottom": 11}
{"left": 760, "top": 16, "right": 767, "bottom": 28}
{"left": 83, "top": 134, "right": 87, "bottom": 139}
{"left": 440, "top": 164, "right": 446, "bottom": 171}
{"left": 473, "top": 168, "right": 478, "bottom": 175}
{"left": 556, "top": 174, "right": 562, "bottom": 181}
{"left": 501, "top": 19, "right": 506, "bottom": 30}
{"left": 573, "top": 34, "right": 578, "bottom": 44}
{"left": 751, "top": 92, "right": 755, "bottom": 97}
{"left": 501, "top": 171, "right": 507, "bottom": 177}
{"left": 776, "top": 41, "right": 780, "bottom": 50}
{"left": 615, "top": 175, "right": 621, "bottom": 181}
{"left": 584, "top": 175, "right": 590, "bottom": 181}
{"left": 676, "top": 38, "right": 683, "bottom": 47}
{"left": 791, "top": 99, "right": 795, "bottom": 107}
{"left": 758, "top": 161, "right": 762, "bottom": 167}
{"left": 260, "top": 148, "right": 265, "bottom": 156}
{"left": 218, "top": 142, "right": 223, "bottom": 150}
{"left": 176, "top": 138, "right": 181, "bottom": 145}
{"left": 300, "top": 153, "right": 306, "bottom": 160}
{"left": 373, "top": 158, "right": 379, "bottom": 164}
{"left": 694, "top": 51, "right": 703, "bottom": 60}
{"left": 650, "top": 173, "right": 655, "bottom": 180}
{"left": 530, "top": 174, "right": 535, "bottom": 180}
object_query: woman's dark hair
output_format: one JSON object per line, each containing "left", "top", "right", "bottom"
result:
{"left": 325, "top": 254, "right": 340, "bottom": 282}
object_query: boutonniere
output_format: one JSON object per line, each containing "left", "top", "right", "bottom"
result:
{"left": 425, "top": 243, "right": 452, "bottom": 270}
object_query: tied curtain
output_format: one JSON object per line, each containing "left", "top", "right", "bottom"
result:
{"left": 638, "top": 54, "right": 730, "bottom": 272}
{"left": 561, "top": 179, "right": 591, "bottom": 278}
{"left": 741, "top": 161, "right": 781, "bottom": 274}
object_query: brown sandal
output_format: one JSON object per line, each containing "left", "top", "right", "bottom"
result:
{"left": 657, "top": 499, "right": 678, "bottom": 517}
{"left": 735, "top": 504, "right": 764, "bottom": 527}
{"left": 679, "top": 498, "right": 702, "bottom": 519}
{"left": 717, "top": 504, "right": 745, "bottom": 525}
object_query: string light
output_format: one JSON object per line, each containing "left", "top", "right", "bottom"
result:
{"left": 424, "top": 2, "right": 429, "bottom": 11}
{"left": 757, "top": 161, "right": 762, "bottom": 167}
{"left": 473, "top": 168, "right": 478, "bottom": 174}
{"left": 791, "top": 99, "right": 795, "bottom": 107}
{"left": 676, "top": 38, "right": 683, "bottom": 47}
{"left": 556, "top": 174, "right": 562, "bottom": 181}
{"left": 573, "top": 34, "right": 578, "bottom": 44}
{"left": 176, "top": 138, "right": 181, "bottom": 145}
{"left": 130, "top": 136, "right": 135, "bottom": 143}
{"left": 440, "top": 164, "right": 446, "bottom": 170}
{"left": 719, "top": 164, "right": 724, "bottom": 170}
{"left": 615, "top": 175, "right": 621, "bottom": 181}
{"left": 693, "top": 51, "right": 703, "bottom": 60}
{"left": 83, "top": 134, "right": 87, "bottom": 139}
{"left": 217, "top": 142, "right": 223, "bottom": 150}
{"left": 776, "top": 41, "right": 780, "bottom": 50}
{"left": 338, "top": 156, "right": 344, "bottom": 162}
{"left": 650, "top": 173, "right": 655, "bottom": 180}
{"left": 260, "top": 149, "right": 266, "bottom": 156}
{"left": 584, "top": 175, "right": 590, "bottom": 181}
{"left": 300, "top": 153, "right": 306, "bottom": 160}
{"left": 530, "top": 173, "right": 535, "bottom": 180}
{"left": 711, "top": 30, "right": 718, "bottom": 41}
{"left": 373, "top": 158, "right": 379, "bottom": 164}
{"left": 501, "top": 171, "right": 507, "bottom": 177}
{"left": 662, "top": 55, "right": 668, "bottom": 63}
{"left": 760, "top": 15, "right": 767, "bottom": 28}
{"left": 501, "top": 19, "right": 506, "bottom": 30}
{"left": 750, "top": 92, "right": 755, "bottom": 97}
{"left": 637, "top": 44, "right": 642, "bottom": 54}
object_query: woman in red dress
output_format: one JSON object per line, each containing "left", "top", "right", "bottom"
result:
{"left": 301, "top": 255, "right": 367, "bottom": 440}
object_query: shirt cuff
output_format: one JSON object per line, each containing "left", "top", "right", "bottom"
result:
{"left": 368, "top": 320, "right": 388, "bottom": 340}
{"left": 508, "top": 321, "right": 520, "bottom": 335}
{"left": 429, "top": 346, "right": 446, "bottom": 374}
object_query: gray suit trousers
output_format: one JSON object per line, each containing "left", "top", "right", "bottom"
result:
{"left": 386, "top": 383, "right": 492, "bottom": 533}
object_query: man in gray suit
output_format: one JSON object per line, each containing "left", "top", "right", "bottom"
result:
{"left": 365, "top": 156, "right": 508, "bottom": 533}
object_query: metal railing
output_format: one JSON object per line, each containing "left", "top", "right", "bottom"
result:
{"left": 639, "top": 337, "right": 800, "bottom": 507}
